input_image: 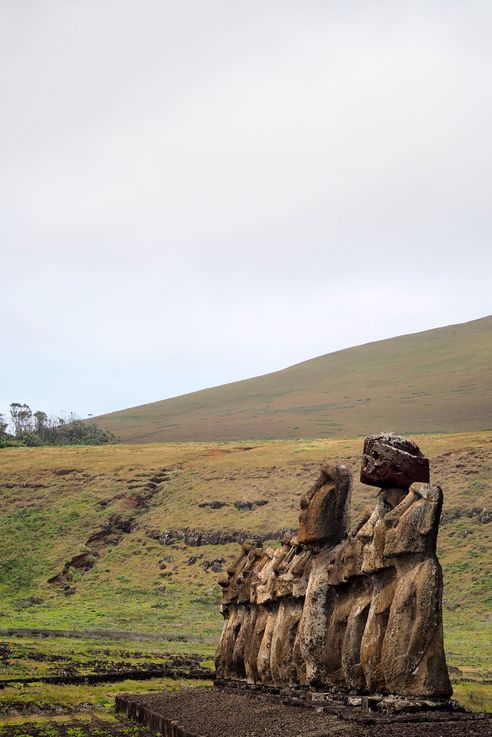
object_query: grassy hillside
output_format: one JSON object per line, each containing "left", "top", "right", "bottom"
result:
{"left": 95, "top": 316, "right": 492, "bottom": 442}
{"left": 0, "top": 433, "right": 490, "bottom": 689}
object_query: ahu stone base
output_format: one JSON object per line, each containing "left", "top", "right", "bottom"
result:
{"left": 115, "top": 686, "right": 490, "bottom": 737}
{"left": 214, "top": 678, "right": 465, "bottom": 721}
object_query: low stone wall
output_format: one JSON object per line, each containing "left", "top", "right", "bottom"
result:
{"left": 115, "top": 695, "right": 200, "bottom": 737}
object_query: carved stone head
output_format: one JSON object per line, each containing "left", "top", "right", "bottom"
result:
{"left": 236, "top": 542, "right": 264, "bottom": 602}
{"left": 220, "top": 540, "right": 257, "bottom": 604}
{"left": 360, "top": 433, "right": 430, "bottom": 490}
{"left": 298, "top": 464, "right": 351, "bottom": 545}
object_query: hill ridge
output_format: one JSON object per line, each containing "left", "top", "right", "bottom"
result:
{"left": 96, "top": 315, "right": 492, "bottom": 443}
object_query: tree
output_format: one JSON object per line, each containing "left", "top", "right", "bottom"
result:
{"left": 20, "top": 432, "right": 43, "bottom": 447}
{"left": 1, "top": 402, "right": 117, "bottom": 448}
{"left": 10, "top": 403, "right": 33, "bottom": 437}
{"left": 33, "top": 411, "right": 48, "bottom": 438}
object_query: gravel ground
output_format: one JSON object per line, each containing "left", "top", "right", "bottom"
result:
{"left": 117, "top": 687, "right": 492, "bottom": 737}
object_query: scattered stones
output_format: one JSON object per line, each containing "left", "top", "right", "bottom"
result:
{"left": 480, "top": 509, "right": 492, "bottom": 524}
{"left": 234, "top": 499, "right": 269, "bottom": 511}
{"left": 16, "top": 596, "right": 43, "bottom": 609}
{"left": 441, "top": 507, "right": 490, "bottom": 524}
{"left": 146, "top": 527, "right": 295, "bottom": 547}
{"left": 202, "top": 558, "right": 225, "bottom": 573}
{"left": 199, "top": 500, "right": 229, "bottom": 509}
{"left": 187, "top": 555, "right": 203, "bottom": 566}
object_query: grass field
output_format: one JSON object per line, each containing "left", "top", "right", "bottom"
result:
{"left": 94, "top": 316, "right": 492, "bottom": 442}
{"left": 0, "top": 433, "right": 491, "bottom": 717}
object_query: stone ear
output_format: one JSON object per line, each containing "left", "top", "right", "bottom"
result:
{"left": 417, "top": 486, "right": 443, "bottom": 539}
{"left": 417, "top": 499, "right": 439, "bottom": 537}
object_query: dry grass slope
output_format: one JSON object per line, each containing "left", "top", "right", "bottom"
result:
{"left": 95, "top": 316, "right": 492, "bottom": 442}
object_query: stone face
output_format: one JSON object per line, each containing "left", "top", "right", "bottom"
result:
{"left": 360, "top": 432, "right": 430, "bottom": 489}
{"left": 298, "top": 464, "right": 351, "bottom": 544}
{"left": 215, "top": 434, "right": 451, "bottom": 702}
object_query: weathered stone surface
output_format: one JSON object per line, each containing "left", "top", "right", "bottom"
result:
{"left": 215, "top": 434, "right": 451, "bottom": 703}
{"left": 270, "top": 597, "right": 303, "bottom": 685}
{"left": 381, "top": 485, "right": 451, "bottom": 697}
{"left": 293, "top": 546, "right": 335, "bottom": 685}
{"left": 360, "top": 432, "right": 430, "bottom": 489}
{"left": 298, "top": 464, "right": 351, "bottom": 544}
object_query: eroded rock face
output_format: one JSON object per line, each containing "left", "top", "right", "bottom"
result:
{"left": 215, "top": 434, "right": 451, "bottom": 700}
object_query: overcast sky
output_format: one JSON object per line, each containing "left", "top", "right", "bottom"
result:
{"left": 1, "top": 1, "right": 491, "bottom": 419}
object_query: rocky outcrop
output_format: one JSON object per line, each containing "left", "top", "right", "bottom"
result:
{"left": 146, "top": 527, "right": 295, "bottom": 547}
{"left": 215, "top": 433, "right": 452, "bottom": 700}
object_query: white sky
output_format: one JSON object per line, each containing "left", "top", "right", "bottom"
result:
{"left": 1, "top": 1, "right": 491, "bottom": 419}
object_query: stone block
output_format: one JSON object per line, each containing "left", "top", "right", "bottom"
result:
{"left": 360, "top": 432, "right": 429, "bottom": 489}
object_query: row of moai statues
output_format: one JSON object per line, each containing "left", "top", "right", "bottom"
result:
{"left": 215, "top": 433, "right": 452, "bottom": 698}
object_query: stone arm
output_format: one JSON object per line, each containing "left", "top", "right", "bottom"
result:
{"left": 273, "top": 542, "right": 296, "bottom": 574}
{"left": 384, "top": 489, "right": 419, "bottom": 529}
{"left": 417, "top": 487, "right": 443, "bottom": 554}
{"left": 351, "top": 505, "right": 372, "bottom": 536}
{"left": 289, "top": 548, "right": 311, "bottom": 576}
{"left": 404, "top": 559, "right": 441, "bottom": 674}
{"left": 356, "top": 505, "right": 379, "bottom": 542}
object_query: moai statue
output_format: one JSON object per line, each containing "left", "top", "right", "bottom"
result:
{"left": 215, "top": 541, "right": 256, "bottom": 679}
{"left": 256, "top": 536, "right": 291, "bottom": 684}
{"left": 298, "top": 464, "right": 351, "bottom": 546}
{"left": 215, "top": 433, "right": 452, "bottom": 703}
{"left": 340, "top": 580, "right": 372, "bottom": 691}
{"left": 293, "top": 465, "right": 352, "bottom": 686}
{"left": 356, "top": 494, "right": 403, "bottom": 692}
{"left": 324, "top": 562, "right": 362, "bottom": 688}
{"left": 355, "top": 432, "right": 451, "bottom": 699}
{"left": 357, "top": 432, "right": 432, "bottom": 694}
{"left": 243, "top": 546, "right": 275, "bottom": 684}
{"left": 270, "top": 536, "right": 312, "bottom": 685}
{"left": 215, "top": 546, "right": 245, "bottom": 679}
{"left": 381, "top": 485, "right": 452, "bottom": 697}
{"left": 231, "top": 542, "right": 264, "bottom": 680}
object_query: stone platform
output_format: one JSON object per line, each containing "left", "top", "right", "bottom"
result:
{"left": 115, "top": 686, "right": 491, "bottom": 737}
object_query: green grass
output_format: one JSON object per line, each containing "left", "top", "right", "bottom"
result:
{"left": 0, "top": 677, "right": 212, "bottom": 712}
{"left": 453, "top": 683, "right": 492, "bottom": 713}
